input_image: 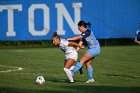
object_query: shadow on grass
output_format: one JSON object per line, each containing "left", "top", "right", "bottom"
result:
{"left": 47, "top": 76, "right": 68, "bottom": 83}
{"left": 65, "top": 85, "right": 140, "bottom": 93}
{"left": 104, "top": 74, "right": 139, "bottom": 78}
{"left": 47, "top": 76, "right": 83, "bottom": 83}
{"left": 0, "top": 85, "right": 139, "bottom": 93}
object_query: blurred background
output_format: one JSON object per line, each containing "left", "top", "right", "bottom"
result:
{"left": 0, "top": 0, "right": 140, "bottom": 48}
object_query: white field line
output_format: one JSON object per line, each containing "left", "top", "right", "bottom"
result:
{"left": 0, "top": 65, "right": 23, "bottom": 73}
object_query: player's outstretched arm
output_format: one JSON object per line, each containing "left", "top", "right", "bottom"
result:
{"left": 68, "top": 35, "right": 83, "bottom": 41}
{"left": 68, "top": 42, "right": 84, "bottom": 49}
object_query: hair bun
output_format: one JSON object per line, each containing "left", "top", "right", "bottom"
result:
{"left": 86, "top": 22, "right": 91, "bottom": 26}
{"left": 86, "top": 22, "right": 91, "bottom": 28}
{"left": 53, "top": 32, "right": 58, "bottom": 36}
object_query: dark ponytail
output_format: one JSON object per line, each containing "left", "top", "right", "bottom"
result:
{"left": 78, "top": 21, "right": 91, "bottom": 28}
{"left": 86, "top": 22, "right": 91, "bottom": 28}
{"left": 52, "top": 32, "right": 60, "bottom": 39}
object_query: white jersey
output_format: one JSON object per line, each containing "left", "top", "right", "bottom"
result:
{"left": 59, "top": 39, "right": 78, "bottom": 61}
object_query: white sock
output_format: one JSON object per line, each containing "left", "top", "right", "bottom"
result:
{"left": 69, "top": 66, "right": 75, "bottom": 70}
{"left": 64, "top": 68, "right": 74, "bottom": 82}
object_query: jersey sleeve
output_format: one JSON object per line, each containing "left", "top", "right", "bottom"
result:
{"left": 61, "top": 39, "right": 69, "bottom": 46}
{"left": 81, "top": 29, "right": 91, "bottom": 38}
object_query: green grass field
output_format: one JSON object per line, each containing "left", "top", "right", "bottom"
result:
{"left": 0, "top": 46, "right": 140, "bottom": 93}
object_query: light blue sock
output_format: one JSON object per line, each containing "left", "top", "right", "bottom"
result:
{"left": 71, "top": 62, "right": 83, "bottom": 74}
{"left": 87, "top": 68, "right": 93, "bottom": 80}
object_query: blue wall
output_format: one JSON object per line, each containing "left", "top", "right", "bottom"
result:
{"left": 0, "top": 0, "right": 140, "bottom": 41}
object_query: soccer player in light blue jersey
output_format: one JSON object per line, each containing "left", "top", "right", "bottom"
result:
{"left": 68, "top": 21, "right": 100, "bottom": 83}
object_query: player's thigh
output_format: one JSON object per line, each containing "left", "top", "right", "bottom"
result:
{"left": 64, "top": 58, "right": 75, "bottom": 69}
{"left": 80, "top": 52, "right": 93, "bottom": 64}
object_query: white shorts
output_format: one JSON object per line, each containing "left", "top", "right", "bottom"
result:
{"left": 65, "top": 52, "right": 78, "bottom": 61}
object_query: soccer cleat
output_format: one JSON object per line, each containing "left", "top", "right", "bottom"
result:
{"left": 79, "top": 66, "right": 83, "bottom": 75}
{"left": 64, "top": 68, "right": 74, "bottom": 83}
{"left": 85, "top": 78, "right": 95, "bottom": 83}
{"left": 69, "top": 80, "right": 74, "bottom": 83}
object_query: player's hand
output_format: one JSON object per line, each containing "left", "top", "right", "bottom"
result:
{"left": 80, "top": 45, "right": 85, "bottom": 49}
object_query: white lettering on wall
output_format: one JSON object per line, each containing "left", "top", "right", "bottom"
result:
{"left": 0, "top": 5, "right": 22, "bottom": 36}
{"left": 55, "top": 3, "right": 82, "bottom": 35}
{"left": 28, "top": 4, "right": 50, "bottom": 36}
{"left": 0, "top": 2, "right": 82, "bottom": 39}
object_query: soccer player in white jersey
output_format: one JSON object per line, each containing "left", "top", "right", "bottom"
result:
{"left": 52, "top": 32, "right": 84, "bottom": 83}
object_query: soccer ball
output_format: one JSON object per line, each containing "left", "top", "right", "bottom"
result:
{"left": 36, "top": 76, "right": 45, "bottom": 85}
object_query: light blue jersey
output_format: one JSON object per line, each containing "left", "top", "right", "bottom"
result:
{"left": 81, "top": 29, "right": 100, "bottom": 57}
